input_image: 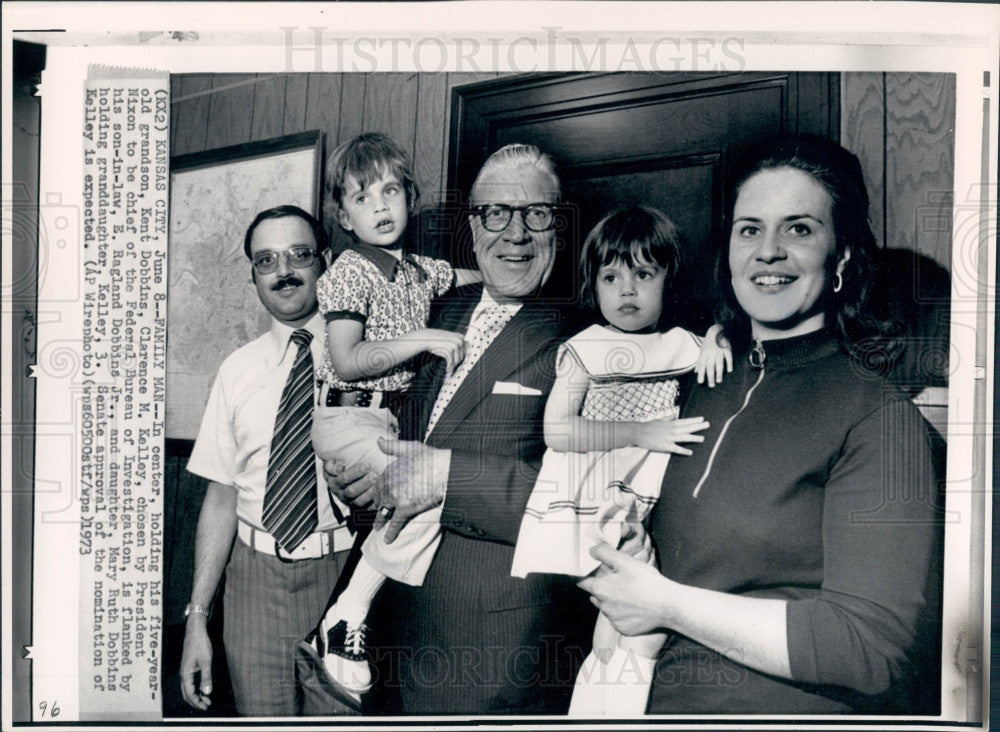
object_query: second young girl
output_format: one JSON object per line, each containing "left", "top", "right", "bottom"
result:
{"left": 510, "top": 206, "right": 730, "bottom": 716}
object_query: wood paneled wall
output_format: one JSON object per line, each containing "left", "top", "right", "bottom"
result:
{"left": 842, "top": 72, "right": 955, "bottom": 271}
{"left": 172, "top": 70, "right": 956, "bottom": 273}
{"left": 842, "top": 72, "right": 954, "bottom": 432}
{"left": 170, "top": 72, "right": 503, "bottom": 213}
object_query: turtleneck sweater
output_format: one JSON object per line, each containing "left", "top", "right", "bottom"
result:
{"left": 647, "top": 328, "right": 940, "bottom": 713}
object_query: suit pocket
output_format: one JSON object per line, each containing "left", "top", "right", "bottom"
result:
{"left": 492, "top": 381, "right": 544, "bottom": 396}
{"left": 482, "top": 570, "right": 555, "bottom": 612}
{"left": 480, "top": 393, "right": 545, "bottom": 428}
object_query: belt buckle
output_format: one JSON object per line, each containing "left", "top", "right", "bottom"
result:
{"left": 275, "top": 533, "right": 330, "bottom": 562}
{"left": 274, "top": 540, "right": 298, "bottom": 564}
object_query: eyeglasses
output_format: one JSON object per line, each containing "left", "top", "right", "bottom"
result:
{"left": 251, "top": 246, "right": 318, "bottom": 274}
{"left": 471, "top": 203, "right": 557, "bottom": 233}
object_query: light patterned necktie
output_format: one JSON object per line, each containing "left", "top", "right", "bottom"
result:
{"left": 262, "top": 329, "right": 318, "bottom": 553}
{"left": 425, "top": 304, "right": 515, "bottom": 437}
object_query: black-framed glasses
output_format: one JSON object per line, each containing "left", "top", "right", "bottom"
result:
{"left": 471, "top": 203, "right": 557, "bottom": 233}
{"left": 251, "top": 246, "right": 318, "bottom": 274}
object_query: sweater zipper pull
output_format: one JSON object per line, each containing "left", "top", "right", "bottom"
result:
{"left": 749, "top": 338, "right": 766, "bottom": 369}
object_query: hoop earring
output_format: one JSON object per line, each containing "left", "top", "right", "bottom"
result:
{"left": 833, "top": 272, "right": 843, "bottom": 294}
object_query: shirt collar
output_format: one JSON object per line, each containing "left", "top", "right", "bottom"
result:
{"left": 750, "top": 328, "right": 841, "bottom": 371}
{"left": 348, "top": 240, "right": 428, "bottom": 283}
{"left": 266, "top": 311, "right": 326, "bottom": 367}
{"left": 473, "top": 287, "right": 522, "bottom": 321}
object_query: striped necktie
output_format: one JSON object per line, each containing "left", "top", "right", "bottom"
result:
{"left": 262, "top": 329, "right": 318, "bottom": 553}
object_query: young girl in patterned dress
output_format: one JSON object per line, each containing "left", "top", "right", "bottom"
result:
{"left": 510, "top": 206, "right": 730, "bottom": 716}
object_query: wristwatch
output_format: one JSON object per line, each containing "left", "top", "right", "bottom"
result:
{"left": 184, "top": 602, "right": 210, "bottom": 620}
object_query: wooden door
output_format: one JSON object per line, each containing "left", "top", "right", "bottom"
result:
{"left": 440, "top": 72, "right": 839, "bottom": 324}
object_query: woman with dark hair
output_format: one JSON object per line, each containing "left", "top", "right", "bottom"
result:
{"left": 579, "top": 135, "right": 941, "bottom": 714}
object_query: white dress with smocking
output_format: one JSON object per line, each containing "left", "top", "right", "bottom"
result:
{"left": 511, "top": 324, "right": 701, "bottom": 578}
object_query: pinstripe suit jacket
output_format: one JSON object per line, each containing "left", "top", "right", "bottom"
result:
{"left": 376, "top": 284, "right": 595, "bottom": 715}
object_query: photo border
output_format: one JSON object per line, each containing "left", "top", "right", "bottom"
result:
{"left": 2, "top": 3, "right": 997, "bottom": 729}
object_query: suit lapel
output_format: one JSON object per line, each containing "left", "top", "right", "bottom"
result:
{"left": 413, "top": 290, "right": 478, "bottom": 440}
{"left": 428, "top": 302, "right": 558, "bottom": 444}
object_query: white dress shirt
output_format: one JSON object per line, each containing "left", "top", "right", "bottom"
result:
{"left": 187, "top": 312, "right": 348, "bottom": 532}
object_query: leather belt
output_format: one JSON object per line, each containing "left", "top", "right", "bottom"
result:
{"left": 319, "top": 383, "right": 406, "bottom": 418}
{"left": 238, "top": 521, "right": 353, "bottom": 562}
{"left": 325, "top": 387, "right": 384, "bottom": 408}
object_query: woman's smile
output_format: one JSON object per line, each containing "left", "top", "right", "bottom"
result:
{"left": 749, "top": 271, "right": 798, "bottom": 289}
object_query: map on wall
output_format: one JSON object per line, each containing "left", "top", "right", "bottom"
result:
{"left": 167, "top": 133, "right": 321, "bottom": 439}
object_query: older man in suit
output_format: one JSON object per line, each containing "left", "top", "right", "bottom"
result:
{"left": 327, "top": 143, "right": 594, "bottom": 714}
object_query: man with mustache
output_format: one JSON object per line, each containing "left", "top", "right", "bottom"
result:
{"left": 180, "top": 205, "right": 354, "bottom": 716}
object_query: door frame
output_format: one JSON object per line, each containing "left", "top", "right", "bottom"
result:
{"left": 447, "top": 71, "right": 841, "bottom": 199}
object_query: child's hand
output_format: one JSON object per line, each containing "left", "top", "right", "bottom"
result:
{"left": 618, "top": 521, "right": 654, "bottom": 563}
{"left": 420, "top": 328, "right": 466, "bottom": 371}
{"left": 634, "top": 416, "right": 709, "bottom": 456}
{"left": 696, "top": 324, "right": 732, "bottom": 388}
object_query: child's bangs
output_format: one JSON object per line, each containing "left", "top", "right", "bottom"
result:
{"left": 596, "top": 231, "right": 667, "bottom": 271}
{"left": 344, "top": 146, "right": 405, "bottom": 192}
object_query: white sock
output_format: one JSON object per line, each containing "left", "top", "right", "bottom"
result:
{"left": 568, "top": 651, "right": 607, "bottom": 717}
{"left": 326, "top": 557, "right": 385, "bottom": 626}
{"left": 603, "top": 645, "right": 656, "bottom": 716}
{"left": 570, "top": 641, "right": 659, "bottom": 717}
{"left": 591, "top": 612, "right": 620, "bottom": 664}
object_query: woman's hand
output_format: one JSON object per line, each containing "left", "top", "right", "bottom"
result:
{"left": 578, "top": 543, "right": 669, "bottom": 637}
{"left": 633, "top": 416, "right": 709, "bottom": 455}
{"left": 696, "top": 324, "right": 733, "bottom": 387}
{"left": 323, "top": 459, "right": 378, "bottom": 509}
{"left": 583, "top": 544, "right": 793, "bottom": 679}
{"left": 587, "top": 521, "right": 654, "bottom": 580}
